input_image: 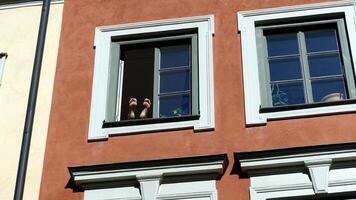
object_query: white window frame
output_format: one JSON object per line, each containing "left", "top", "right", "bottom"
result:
{"left": 237, "top": 144, "right": 356, "bottom": 200}
{"left": 89, "top": 15, "right": 215, "bottom": 140}
{"left": 238, "top": 0, "right": 356, "bottom": 125}
{"left": 0, "top": 53, "right": 8, "bottom": 86}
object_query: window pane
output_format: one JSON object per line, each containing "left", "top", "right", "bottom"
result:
{"left": 269, "top": 57, "right": 302, "bottom": 81}
{"left": 159, "top": 94, "right": 190, "bottom": 117}
{"left": 160, "top": 69, "right": 190, "bottom": 93}
{"left": 305, "top": 29, "right": 338, "bottom": 52}
{"left": 309, "top": 53, "right": 342, "bottom": 77}
{"left": 266, "top": 33, "right": 299, "bottom": 56}
{"left": 312, "top": 78, "right": 347, "bottom": 102}
{"left": 271, "top": 82, "right": 305, "bottom": 106}
{"left": 161, "top": 44, "right": 190, "bottom": 68}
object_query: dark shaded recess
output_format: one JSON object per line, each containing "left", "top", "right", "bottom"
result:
{"left": 120, "top": 46, "right": 154, "bottom": 120}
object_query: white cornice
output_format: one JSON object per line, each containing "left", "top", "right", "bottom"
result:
{"left": 0, "top": 0, "right": 64, "bottom": 10}
{"left": 96, "top": 15, "right": 215, "bottom": 34}
{"left": 238, "top": 0, "right": 354, "bottom": 18}
{"left": 70, "top": 155, "right": 226, "bottom": 187}
{"left": 238, "top": 148, "right": 356, "bottom": 172}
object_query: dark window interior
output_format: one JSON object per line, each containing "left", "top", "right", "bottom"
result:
{"left": 120, "top": 46, "right": 155, "bottom": 120}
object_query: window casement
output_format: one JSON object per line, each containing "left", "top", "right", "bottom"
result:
{"left": 0, "top": 52, "right": 8, "bottom": 86}
{"left": 238, "top": 1, "right": 356, "bottom": 125}
{"left": 257, "top": 18, "right": 355, "bottom": 109}
{"left": 89, "top": 16, "right": 214, "bottom": 139}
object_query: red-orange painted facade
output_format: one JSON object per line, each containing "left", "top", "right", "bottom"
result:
{"left": 39, "top": 0, "right": 356, "bottom": 199}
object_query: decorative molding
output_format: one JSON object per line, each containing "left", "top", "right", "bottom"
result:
{"left": 97, "top": 15, "right": 214, "bottom": 35}
{"left": 138, "top": 177, "right": 161, "bottom": 200}
{"left": 70, "top": 154, "right": 227, "bottom": 187}
{"left": 236, "top": 143, "right": 356, "bottom": 172}
{"left": 305, "top": 159, "right": 332, "bottom": 194}
{"left": 89, "top": 15, "right": 215, "bottom": 139}
{"left": 70, "top": 154, "right": 226, "bottom": 200}
{"left": 235, "top": 143, "right": 356, "bottom": 200}
{"left": 0, "top": 0, "right": 64, "bottom": 10}
{"left": 238, "top": 0, "right": 354, "bottom": 20}
{"left": 157, "top": 191, "right": 216, "bottom": 200}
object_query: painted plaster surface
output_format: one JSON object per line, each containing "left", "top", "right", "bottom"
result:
{"left": 0, "top": 3, "right": 63, "bottom": 200}
{"left": 39, "top": 0, "right": 356, "bottom": 199}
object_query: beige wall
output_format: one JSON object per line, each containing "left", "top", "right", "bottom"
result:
{"left": 0, "top": 2, "right": 63, "bottom": 199}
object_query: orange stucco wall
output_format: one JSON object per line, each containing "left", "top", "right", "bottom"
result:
{"left": 39, "top": 0, "right": 356, "bottom": 199}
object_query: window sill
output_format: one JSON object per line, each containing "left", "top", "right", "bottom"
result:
{"left": 260, "top": 99, "right": 356, "bottom": 113}
{"left": 102, "top": 115, "right": 200, "bottom": 128}
{"left": 259, "top": 103, "right": 356, "bottom": 124}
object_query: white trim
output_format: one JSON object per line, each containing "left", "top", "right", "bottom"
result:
{"left": 0, "top": 54, "right": 7, "bottom": 86}
{"left": 305, "top": 159, "right": 332, "bottom": 194}
{"left": 72, "top": 159, "right": 224, "bottom": 186}
{"left": 238, "top": 146, "right": 356, "bottom": 200}
{"left": 89, "top": 15, "right": 215, "bottom": 140}
{"left": 0, "top": 0, "right": 64, "bottom": 10}
{"left": 238, "top": 0, "right": 356, "bottom": 125}
{"left": 156, "top": 191, "right": 217, "bottom": 200}
{"left": 71, "top": 155, "right": 225, "bottom": 200}
{"left": 239, "top": 148, "right": 356, "bottom": 171}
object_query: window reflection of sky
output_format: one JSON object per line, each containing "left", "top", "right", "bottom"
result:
{"left": 161, "top": 45, "right": 190, "bottom": 68}
{"left": 159, "top": 95, "right": 190, "bottom": 117}
{"left": 266, "top": 27, "right": 348, "bottom": 106}
{"left": 267, "top": 33, "right": 299, "bottom": 56}
{"left": 159, "top": 44, "right": 191, "bottom": 117}
{"left": 160, "top": 70, "right": 190, "bottom": 93}
{"left": 305, "top": 30, "right": 338, "bottom": 52}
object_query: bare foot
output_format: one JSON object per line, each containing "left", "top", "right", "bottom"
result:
{"left": 128, "top": 98, "right": 137, "bottom": 119}
{"left": 139, "top": 98, "right": 151, "bottom": 119}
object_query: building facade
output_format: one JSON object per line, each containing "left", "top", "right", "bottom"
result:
{"left": 0, "top": 0, "right": 63, "bottom": 199}
{"left": 39, "top": 0, "right": 356, "bottom": 199}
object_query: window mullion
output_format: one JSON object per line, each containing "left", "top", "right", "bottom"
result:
{"left": 298, "top": 31, "right": 314, "bottom": 103}
{"left": 153, "top": 48, "right": 160, "bottom": 118}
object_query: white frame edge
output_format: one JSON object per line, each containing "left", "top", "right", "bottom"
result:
{"left": 72, "top": 160, "right": 224, "bottom": 185}
{"left": 238, "top": 0, "right": 356, "bottom": 125}
{"left": 0, "top": 54, "right": 7, "bottom": 86}
{"left": 89, "top": 15, "right": 215, "bottom": 140}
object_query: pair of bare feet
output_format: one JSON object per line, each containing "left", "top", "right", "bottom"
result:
{"left": 128, "top": 98, "right": 151, "bottom": 119}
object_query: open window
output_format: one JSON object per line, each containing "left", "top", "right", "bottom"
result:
{"left": 89, "top": 16, "right": 214, "bottom": 139}
{"left": 104, "top": 34, "right": 199, "bottom": 126}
